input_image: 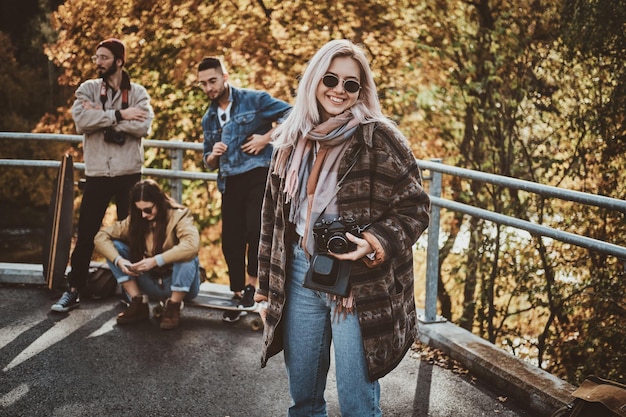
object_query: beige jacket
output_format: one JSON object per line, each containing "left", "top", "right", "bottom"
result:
{"left": 95, "top": 207, "right": 199, "bottom": 265}
{"left": 71, "top": 76, "right": 153, "bottom": 177}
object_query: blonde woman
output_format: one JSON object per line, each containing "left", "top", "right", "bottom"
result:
{"left": 255, "top": 39, "right": 431, "bottom": 416}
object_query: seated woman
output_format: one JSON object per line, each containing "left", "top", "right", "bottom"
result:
{"left": 95, "top": 179, "right": 201, "bottom": 330}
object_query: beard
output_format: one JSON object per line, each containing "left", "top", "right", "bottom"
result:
{"left": 98, "top": 61, "right": 118, "bottom": 78}
{"left": 211, "top": 83, "right": 228, "bottom": 102}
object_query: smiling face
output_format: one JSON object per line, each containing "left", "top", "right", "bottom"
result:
{"left": 135, "top": 201, "right": 157, "bottom": 222}
{"left": 316, "top": 56, "right": 361, "bottom": 121}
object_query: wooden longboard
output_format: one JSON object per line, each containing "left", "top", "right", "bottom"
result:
{"left": 42, "top": 154, "right": 74, "bottom": 290}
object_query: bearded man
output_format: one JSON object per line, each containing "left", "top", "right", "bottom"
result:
{"left": 52, "top": 38, "right": 154, "bottom": 312}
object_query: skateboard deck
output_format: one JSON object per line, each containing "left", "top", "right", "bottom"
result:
{"left": 186, "top": 283, "right": 264, "bottom": 330}
{"left": 190, "top": 293, "right": 258, "bottom": 312}
{"left": 42, "top": 154, "right": 74, "bottom": 290}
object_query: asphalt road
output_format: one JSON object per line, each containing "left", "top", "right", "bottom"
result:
{"left": 0, "top": 285, "right": 534, "bottom": 417}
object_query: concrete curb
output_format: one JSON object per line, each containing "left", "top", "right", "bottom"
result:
{"left": 417, "top": 317, "right": 576, "bottom": 417}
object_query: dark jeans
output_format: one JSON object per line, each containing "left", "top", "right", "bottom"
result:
{"left": 68, "top": 173, "right": 141, "bottom": 290}
{"left": 221, "top": 167, "right": 268, "bottom": 292}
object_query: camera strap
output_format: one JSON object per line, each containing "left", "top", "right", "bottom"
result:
{"left": 99, "top": 80, "right": 129, "bottom": 110}
{"left": 326, "top": 145, "right": 371, "bottom": 233}
{"left": 333, "top": 145, "right": 362, "bottom": 197}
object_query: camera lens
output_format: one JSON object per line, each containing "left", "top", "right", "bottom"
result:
{"left": 327, "top": 235, "right": 349, "bottom": 254}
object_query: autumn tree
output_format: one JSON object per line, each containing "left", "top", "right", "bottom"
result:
{"left": 552, "top": 0, "right": 626, "bottom": 383}
{"left": 411, "top": 0, "right": 625, "bottom": 384}
{"left": 0, "top": 0, "right": 72, "bottom": 223}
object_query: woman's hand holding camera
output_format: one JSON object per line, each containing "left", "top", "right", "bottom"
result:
{"left": 330, "top": 232, "right": 373, "bottom": 261}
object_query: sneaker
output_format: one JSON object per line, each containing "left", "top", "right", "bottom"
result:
{"left": 51, "top": 290, "right": 80, "bottom": 312}
{"left": 231, "top": 292, "right": 242, "bottom": 303}
{"left": 240, "top": 284, "right": 256, "bottom": 308}
{"left": 117, "top": 296, "right": 149, "bottom": 325}
{"left": 160, "top": 299, "right": 182, "bottom": 330}
{"left": 222, "top": 310, "right": 242, "bottom": 323}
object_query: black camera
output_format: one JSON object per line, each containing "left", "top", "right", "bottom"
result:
{"left": 103, "top": 128, "right": 125, "bottom": 145}
{"left": 313, "top": 217, "right": 361, "bottom": 254}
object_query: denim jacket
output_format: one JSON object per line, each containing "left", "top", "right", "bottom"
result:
{"left": 202, "top": 85, "right": 291, "bottom": 192}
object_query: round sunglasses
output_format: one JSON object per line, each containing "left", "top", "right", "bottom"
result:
{"left": 322, "top": 74, "right": 361, "bottom": 94}
{"left": 138, "top": 204, "right": 155, "bottom": 215}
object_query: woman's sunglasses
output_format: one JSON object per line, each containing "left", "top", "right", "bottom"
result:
{"left": 139, "top": 205, "right": 155, "bottom": 215}
{"left": 322, "top": 74, "right": 361, "bottom": 94}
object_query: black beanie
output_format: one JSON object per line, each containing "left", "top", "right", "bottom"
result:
{"left": 97, "top": 38, "right": 126, "bottom": 64}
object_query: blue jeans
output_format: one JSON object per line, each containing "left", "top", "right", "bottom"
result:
{"left": 108, "top": 240, "right": 200, "bottom": 301}
{"left": 284, "top": 243, "right": 381, "bottom": 417}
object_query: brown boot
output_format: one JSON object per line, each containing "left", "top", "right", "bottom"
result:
{"left": 117, "top": 296, "right": 149, "bottom": 325}
{"left": 160, "top": 299, "right": 182, "bottom": 330}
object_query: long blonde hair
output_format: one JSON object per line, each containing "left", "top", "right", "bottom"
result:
{"left": 272, "top": 39, "right": 393, "bottom": 149}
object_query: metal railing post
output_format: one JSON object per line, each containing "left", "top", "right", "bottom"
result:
{"left": 422, "top": 158, "right": 445, "bottom": 323}
{"left": 170, "top": 148, "right": 184, "bottom": 203}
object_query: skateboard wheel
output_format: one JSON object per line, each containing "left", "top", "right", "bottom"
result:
{"left": 153, "top": 304, "right": 164, "bottom": 318}
{"left": 250, "top": 318, "right": 263, "bottom": 331}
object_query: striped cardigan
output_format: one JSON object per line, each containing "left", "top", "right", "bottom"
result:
{"left": 257, "top": 121, "right": 431, "bottom": 381}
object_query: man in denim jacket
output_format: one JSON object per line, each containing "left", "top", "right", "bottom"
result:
{"left": 197, "top": 57, "right": 291, "bottom": 322}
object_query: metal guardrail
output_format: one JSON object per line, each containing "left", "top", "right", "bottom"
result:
{"left": 418, "top": 159, "right": 626, "bottom": 323}
{"left": 0, "top": 132, "right": 215, "bottom": 202}
{"left": 417, "top": 159, "right": 626, "bottom": 213}
{"left": 2, "top": 132, "right": 625, "bottom": 325}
